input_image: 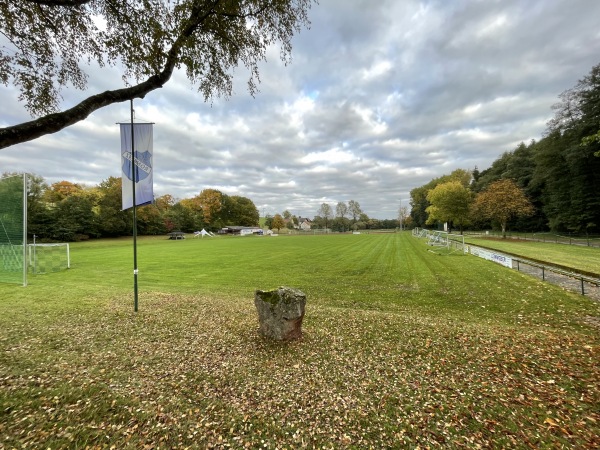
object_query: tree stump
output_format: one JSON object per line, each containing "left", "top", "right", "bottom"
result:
{"left": 254, "top": 286, "right": 306, "bottom": 341}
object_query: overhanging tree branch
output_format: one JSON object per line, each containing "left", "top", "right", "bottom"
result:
{"left": 0, "top": 2, "right": 212, "bottom": 149}
{"left": 0, "top": 69, "right": 172, "bottom": 149}
{"left": 0, "top": 0, "right": 313, "bottom": 149}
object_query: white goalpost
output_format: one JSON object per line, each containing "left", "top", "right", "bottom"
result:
{"left": 427, "top": 230, "right": 448, "bottom": 247}
{"left": 447, "top": 233, "right": 466, "bottom": 254}
{"left": 28, "top": 243, "right": 70, "bottom": 274}
{"left": 418, "top": 229, "right": 466, "bottom": 255}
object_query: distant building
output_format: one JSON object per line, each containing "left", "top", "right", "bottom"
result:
{"left": 298, "top": 217, "right": 312, "bottom": 231}
{"left": 219, "top": 226, "right": 263, "bottom": 236}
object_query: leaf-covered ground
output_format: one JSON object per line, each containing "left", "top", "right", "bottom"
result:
{"left": 1, "top": 292, "right": 599, "bottom": 449}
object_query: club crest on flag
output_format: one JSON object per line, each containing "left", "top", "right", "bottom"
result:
{"left": 122, "top": 150, "right": 152, "bottom": 182}
{"left": 119, "top": 122, "right": 154, "bottom": 210}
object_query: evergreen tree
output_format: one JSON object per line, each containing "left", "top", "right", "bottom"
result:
{"left": 536, "top": 62, "right": 600, "bottom": 233}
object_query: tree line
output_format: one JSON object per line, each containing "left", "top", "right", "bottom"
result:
{"left": 265, "top": 201, "right": 400, "bottom": 232}
{"left": 2, "top": 174, "right": 260, "bottom": 242}
{"left": 2, "top": 172, "right": 405, "bottom": 243}
{"left": 410, "top": 62, "right": 600, "bottom": 236}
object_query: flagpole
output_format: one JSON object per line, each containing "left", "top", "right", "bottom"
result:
{"left": 130, "top": 99, "right": 139, "bottom": 312}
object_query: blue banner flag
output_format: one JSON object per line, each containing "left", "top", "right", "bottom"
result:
{"left": 120, "top": 123, "right": 154, "bottom": 210}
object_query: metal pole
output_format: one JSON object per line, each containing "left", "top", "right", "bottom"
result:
{"left": 130, "top": 99, "right": 139, "bottom": 312}
{"left": 23, "top": 173, "right": 28, "bottom": 287}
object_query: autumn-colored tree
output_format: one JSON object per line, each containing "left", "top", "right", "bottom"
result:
{"left": 426, "top": 181, "right": 472, "bottom": 234}
{"left": 43, "top": 180, "right": 83, "bottom": 203}
{"left": 410, "top": 168, "right": 472, "bottom": 227}
{"left": 175, "top": 197, "right": 203, "bottom": 231}
{"left": 155, "top": 194, "right": 176, "bottom": 211}
{"left": 136, "top": 204, "right": 165, "bottom": 235}
{"left": 194, "top": 189, "right": 223, "bottom": 227}
{"left": 164, "top": 201, "right": 198, "bottom": 232}
{"left": 96, "top": 176, "right": 131, "bottom": 236}
{"left": 472, "top": 179, "right": 534, "bottom": 237}
{"left": 271, "top": 213, "right": 285, "bottom": 232}
{"left": 6, "top": 172, "right": 270, "bottom": 239}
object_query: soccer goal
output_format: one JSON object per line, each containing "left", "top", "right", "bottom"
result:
{"left": 427, "top": 230, "right": 466, "bottom": 255}
{"left": 447, "top": 233, "right": 466, "bottom": 254}
{"left": 28, "top": 243, "right": 70, "bottom": 274}
{"left": 0, "top": 174, "right": 27, "bottom": 286}
{"left": 412, "top": 227, "right": 429, "bottom": 238}
{"left": 427, "top": 230, "right": 448, "bottom": 247}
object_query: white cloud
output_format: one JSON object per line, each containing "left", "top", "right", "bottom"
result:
{"left": 301, "top": 148, "right": 356, "bottom": 165}
{"left": 362, "top": 60, "right": 393, "bottom": 80}
{"left": 1, "top": 0, "right": 600, "bottom": 219}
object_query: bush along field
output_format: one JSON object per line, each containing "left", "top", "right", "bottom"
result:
{"left": 1, "top": 233, "right": 599, "bottom": 448}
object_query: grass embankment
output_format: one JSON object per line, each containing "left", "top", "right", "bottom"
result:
{"left": 1, "top": 233, "right": 599, "bottom": 448}
{"left": 465, "top": 236, "right": 600, "bottom": 277}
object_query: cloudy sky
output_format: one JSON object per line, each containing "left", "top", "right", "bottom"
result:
{"left": 1, "top": 0, "right": 599, "bottom": 220}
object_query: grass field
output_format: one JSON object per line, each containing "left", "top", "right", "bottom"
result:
{"left": 1, "top": 233, "right": 599, "bottom": 448}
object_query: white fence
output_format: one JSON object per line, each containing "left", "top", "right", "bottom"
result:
{"left": 467, "top": 246, "right": 512, "bottom": 268}
{"left": 413, "top": 228, "right": 599, "bottom": 298}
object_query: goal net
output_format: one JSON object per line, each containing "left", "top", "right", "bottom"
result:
{"left": 426, "top": 230, "right": 466, "bottom": 255}
{"left": 427, "top": 230, "right": 448, "bottom": 247}
{"left": 447, "top": 233, "right": 466, "bottom": 254}
{"left": 0, "top": 174, "right": 27, "bottom": 285}
{"left": 412, "top": 227, "right": 428, "bottom": 238}
{"left": 28, "top": 243, "right": 70, "bottom": 274}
